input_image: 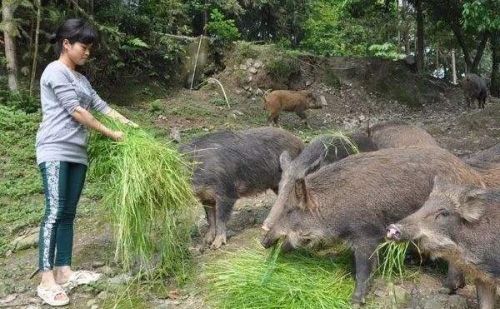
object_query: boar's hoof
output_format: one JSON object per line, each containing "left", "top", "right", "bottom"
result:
{"left": 351, "top": 292, "right": 366, "bottom": 305}
{"left": 203, "top": 231, "right": 216, "bottom": 246}
{"left": 210, "top": 235, "right": 227, "bottom": 250}
{"left": 443, "top": 273, "right": 466, "bottom": 294}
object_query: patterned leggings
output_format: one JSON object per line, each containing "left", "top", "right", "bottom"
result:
{"left": 38, "top": 161, "right": 87, "bottom": 271}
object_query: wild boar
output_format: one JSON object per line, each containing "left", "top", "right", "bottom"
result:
{"left": 263, "top": 121, "right": 439, "bottom": 231}
{"left": 367, "top": 121, "right": 439, "bottom": 148}
{"left": 387, "top": 178, "right": 498, "bottom": 309}
{"left": 464, "top": 143, "right": 500, "bottom": 188}
{"left": 263, "top": 90, "right": 323, "bottom": 127}
{"left": 180, "top": 127, "right": 304, "bottom": 249}
{"left": 261, "top": 147, "right": 483, "bottom": 304}
{"left": 462, "top": 73, "right": 488, "bottom": 109}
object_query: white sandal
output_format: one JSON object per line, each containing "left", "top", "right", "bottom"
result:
{"left": 60, "top": 270, "right": 102, "bottom": 289}
{"left": 37, "top": 285, "right": 69, "bottom": 306}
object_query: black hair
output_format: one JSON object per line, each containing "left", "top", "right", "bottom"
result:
{"left": 49, "top": 18, "right": 97, "bottom": 56}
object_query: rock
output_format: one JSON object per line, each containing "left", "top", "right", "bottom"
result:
{"left": 247, "top": 75, "right": 253, "bottom": 82}
{"left": 239, "top": 64, "right": 247, "bottom": 71}
{"left": 245, "top": 58, "right": 254, "bottom": 67}
{"left": 390, "top": 284, "right": 410, "bottom": 305}
{"left": 0, "top": 293, "right": 17, "bottom": 304}
{"left": 87, "top": 299, "right": 97, "bottom": 307}
{"left": 421, "top": 294, "right": 467, "bottom": 309}
{"left": 249, "top": 67, "right": 258, "bottom": 74}
{"left": 92, "top": 261, "right": 105, "bottom": 269}
{"left": 169, "top": 127, "right": 181, "bottom": 143}
{"left": 108, "top": 273, "right": 132, "bottom": 285}
{"left": 305, "top": 80, "right": 313, "bottom": 86}
{"left": 100, "top": 265, "right": 114, "bottom": 276}
{"left": 97, "top": 291, "right": 108, "bottom": 300}
{"left": 254, "top": 60, "right": 263, "bottom": 68}
{"left": 447, "top": 295, "right": 467, "bottom": 309}
{"left": 91, "top": 305, "right": 99, "bottom": 309}
{"left": 10, "top": 231, "right": 39, "bottom": 252}
{"left": 255, "top": 88, "right": 264, "bottom": 96}
{"left": 319, "top": 95, "right": 328, "bottom": 107}
{"left": 243, "top": 85, "right": 250, "bottom": 91}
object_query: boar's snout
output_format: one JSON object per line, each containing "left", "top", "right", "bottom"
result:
{"left": 386, "top": 224, "right": 402, "bottom": 241}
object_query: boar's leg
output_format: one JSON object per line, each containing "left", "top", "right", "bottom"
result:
{"left": 295, "top": 111, "right": 311, "bottom": 129}
{"left": 211, "top": 195, "right": 237, "bottom": 249}
{"left": 443, "top": 264, "right": 465, "bottom": 293}
{"left": 352, "top": 241, "right": 379, "bottom": 304}
{"left": 203, "top": 203, "right": 216, "bottom": 245}
{"left": 267, "top": 112, "right": 279, "bottom": 127}
{"left": 479, "top": 96, "right": 486, "bottom": 109}
{"left": 475, "top": 279, "right": 496, "bottom": 309}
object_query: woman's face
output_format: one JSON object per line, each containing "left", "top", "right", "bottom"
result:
{"left": 62, "top": 39, "right": 92, "bottom": 66}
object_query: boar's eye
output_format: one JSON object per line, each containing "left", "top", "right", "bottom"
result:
{"left": 435, "top": 208, "right": 450, "bottom": 220}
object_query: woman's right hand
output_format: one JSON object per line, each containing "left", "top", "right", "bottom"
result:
{"left": 110, "top": 130, "right": 124, "bottom": 141}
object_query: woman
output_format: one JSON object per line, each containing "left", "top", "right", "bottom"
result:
{"left": 36, "top": 18, "right": 137, "bottom": 306}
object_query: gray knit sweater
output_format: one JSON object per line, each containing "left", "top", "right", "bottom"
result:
{"left": 36, "top": 60, "right": 110, "bottom": 166}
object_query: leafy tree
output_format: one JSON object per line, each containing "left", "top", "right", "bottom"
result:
{"left": 463, "top": 0, "right": 500, "bottom": 96}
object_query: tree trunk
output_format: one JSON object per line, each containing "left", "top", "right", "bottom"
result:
{"left": 29, "top": 0, "right": 41, "bottom": 97}
{"left": 2, "top": 0, "right": 18, "bottom": 91}
{"left": 415, "top": 0, "right": 424, "bottom": 72}
{"left": 491, "top": 31, "right": 500, "bottom": 97}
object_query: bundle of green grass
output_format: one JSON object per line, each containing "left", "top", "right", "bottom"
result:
{"left": 205, "top": 241, "right": 355, "bottom": 309}
{"left": 205, "top": 240, "right": 411, "bottom": 308}
{"left": 88, "top": 118, "right": 197, "bottom": 281}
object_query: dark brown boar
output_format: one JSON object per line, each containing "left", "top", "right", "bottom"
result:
{"left": 462, "top": 73, "right": 488, "bottom": 109}
{"left": 263, "top": 90, "right": 323, "bottom": 127}
{"left": 263, "top": 121, "right": 439, "bottom": 231}
{"left": 387, "top": 178, "right": 499, "bottom": 309}
{"left": 368, "top": 120, "right": 439, "bottom": 148}
{"left": 180, "top": 127, "right": 304, "bottom": 249}
{"left": 464, "top": 143, "right": 500, "bottom": 188}
{"left": 261, "top": 147, "right": 484, "bottom": 304}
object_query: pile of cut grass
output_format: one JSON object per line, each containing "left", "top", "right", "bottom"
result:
{"left": 205, "top": 241, "right": 354, "bottom": 309}
{"left": 88, "top": 118, "right": 197, "bottom": 281}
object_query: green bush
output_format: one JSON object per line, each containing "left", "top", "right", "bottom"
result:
{"left": 206, "top": 9, "right": 241, "bottom": 44}
{"left": 267, "top": 53, "right": 301, "bottom": 85}
{"left": 368, "top": 43, "right": 405, "bottom": 60}
{"left": 0, "top": 90, "right": 39, "bottom": 114}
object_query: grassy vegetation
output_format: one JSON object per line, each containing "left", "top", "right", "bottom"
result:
{"left": 0, "top": 106, "right": 43, "bottom": 255}
{"left": 88, "top": 118, "right": 198, "bottom": 282}
{"left": 204, "top": 241, "right": 354, "bottom": 309}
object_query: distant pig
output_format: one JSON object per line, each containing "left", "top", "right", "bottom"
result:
{"left": 462, "top": 73, "right": 488, "bottom": 109}
{"left": 263, "top": 121, "right": 439, "bottom": 230}
{"left": 180, "top": 127, "right": 303, "bottom": 249}
{"left": 263, "top": 90, "right": 323, "bottom": 127}
{"left": 261, "top": 147, "right": 483, "bottom": 304}
{"left": 387, "top": 178, "right": 498, "bottom": 309}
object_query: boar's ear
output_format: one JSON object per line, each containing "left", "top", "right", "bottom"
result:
{"left": 280, "top": 151, "right": 292, "bottom": 171}
{"left": 458, "top": 188, "right": 487, "bottom": 222}
{"left": 432, "top": 175, "right": 449, "bottom": 192}
{"left": 304, "top": 156, "right": 323, "bottom": 176}
{"left": 294, "top": 178, "right": 308, "bottom": 209}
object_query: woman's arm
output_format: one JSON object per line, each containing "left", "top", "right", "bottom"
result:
{"left": 71, "top": 106, "right": 124, "bottom": 141}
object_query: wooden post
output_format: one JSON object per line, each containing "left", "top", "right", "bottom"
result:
{"left": 451, "top": 49, "right": 457, "bottom": 85}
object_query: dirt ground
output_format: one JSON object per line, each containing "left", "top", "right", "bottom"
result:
{"left": 0, "top": 51, "right": 499, "bottom": 308}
